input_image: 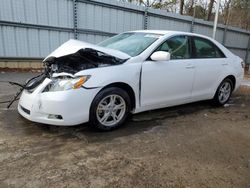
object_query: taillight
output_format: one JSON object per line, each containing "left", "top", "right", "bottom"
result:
{"left": 241, "top": 61, "right": 245, "bottom": 69}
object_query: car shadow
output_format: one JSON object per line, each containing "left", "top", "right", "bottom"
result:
{"left": 32, "top": 100, "right": 216, "bottom": 142}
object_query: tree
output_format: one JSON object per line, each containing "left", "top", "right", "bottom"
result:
{"left": 206, "top": 0, "right": 215, "bottom": 21}
{"left": 221, "top": 0, "right": 232, "bottom": 25}
{"left": 179, "top": 0, "right": 184, "bottom": 14}
{"left": 185, "top": 0, "right": 195, "bottom": 16}
{"left": 221, "top": 0, "right": 250, "bottom": 30}
{"left": 156, "top": 0, "right": 178, "bottom": 12}
{"left": 123, "top": 0, "right": 250, "bottom": 31}
{"left": 231, "top": 0, "right": 250, "bottom": 30}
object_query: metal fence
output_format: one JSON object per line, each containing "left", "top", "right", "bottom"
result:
{"left": 0, "top": 0, "right": 250, "bottom": 64}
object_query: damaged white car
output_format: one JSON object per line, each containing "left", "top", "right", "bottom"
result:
{"left": 18, "top": 30, "right": 244, "bottom": 130}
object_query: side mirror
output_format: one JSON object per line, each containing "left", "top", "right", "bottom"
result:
{"left": 150, "top": 51, "right": 171, "bottom": 61}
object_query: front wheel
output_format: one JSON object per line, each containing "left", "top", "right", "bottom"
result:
{"left": 213, "top": 78, "right": 233, "bottom": 106}
{"left": 89, "top": 87, "right": 131, "bottom": 131}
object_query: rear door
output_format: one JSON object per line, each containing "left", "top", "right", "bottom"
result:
{"left": 190, "top": 36, "right": 227, "bottom": 99}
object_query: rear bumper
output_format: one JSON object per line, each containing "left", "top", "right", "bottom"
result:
{"left": 18, "top": 78, "right": 100, "bottom": 126}
{"left": 234, "top": 71, "right": 244, "bottom": 92}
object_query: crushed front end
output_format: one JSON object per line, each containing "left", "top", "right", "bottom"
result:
{"left": 17, "top": 39, "right": 129, "bottom": 126}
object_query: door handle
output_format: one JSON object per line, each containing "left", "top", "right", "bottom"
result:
{"left": 185, "top": 65, "right": 195, "bottom": 69}
{"left": 222, "top": 63, "right": 228, "bottom": 66}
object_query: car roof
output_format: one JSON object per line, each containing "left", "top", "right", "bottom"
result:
{"left": 129, "top": 30, "right": 212, "bottom": 39}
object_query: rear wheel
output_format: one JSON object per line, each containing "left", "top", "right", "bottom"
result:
{"left": 89, "top": 87, "right": 131, "bottom": 131}
{"left": 213, "top": 78, "right": 233, "bottom": 106}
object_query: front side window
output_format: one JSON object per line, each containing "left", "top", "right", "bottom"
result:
{"left": 156, "top": 36, "right": 190, "bottom": 59}
{"left": 193, "top": 37, "right": 225, "bottom": 58}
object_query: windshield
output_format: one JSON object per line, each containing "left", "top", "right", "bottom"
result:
{"left": 98, "top": 32, "right": 162, "bottom": 57}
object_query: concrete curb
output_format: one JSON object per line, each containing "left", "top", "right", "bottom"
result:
{"left": 0, "top": 59, "right": 43, "bottom": 69}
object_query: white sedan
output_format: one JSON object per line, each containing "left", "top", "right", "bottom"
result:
{"left": 18, "top": 30, "right": 244, "bottom": 130}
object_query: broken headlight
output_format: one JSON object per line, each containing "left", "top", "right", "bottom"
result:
{"left": 47, "top": 76, "right": 90, "bottom": 92}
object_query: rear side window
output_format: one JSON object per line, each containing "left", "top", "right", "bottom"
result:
{"left": 193, "top": 37, "right": 225, "bottom": 58}
{"left": 156, "top": 36, "right": 190, "bottom": 59}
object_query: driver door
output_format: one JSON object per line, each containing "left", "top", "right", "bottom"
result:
{"left": 141, "top": 35, "right": 195, "bottom": 109}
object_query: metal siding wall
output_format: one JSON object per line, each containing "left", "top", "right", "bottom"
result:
{"left": 194, "top": 25, "right": 212, "bottom": 37}
{"left": 0, "top": 0, "right": 249, "bottom": 63}
{"left": 0, "top": 0, "right": 73, "bottom": 27}
{"left": 78, "top": 34, "right": 108, "bottom": 44}
{"left": 27, "top": 29, "right": 40, "bottom": 57}
{"left": 230, "top": 49, "right": 246, "bottom": 60}
{"left": 0, "top": 26, "right": 73, "bottom": 57}
{"left": 248, "top": 51, "right": 250, "bottom": 63}
{"left": 0, "top": 0, "right": 13, "bottom": 21}
{"left": 224, "top": 31, "right": 249, "bottom": 48}
{"left": 215, "top": 28, "right": 225, "bottom": 43}
{"left": 0, "top": 27, "right": 5, "bottom": 56}
{"left": 147, "top": 16, "right": 190, "bottom": 32}
{"left": 77, "top": 1, "right": 144, "bottom": 34}
{"left": 24, "top": 0, "right": 37, "bottom": 23}
{"left": 2, "top": 26, "right": 17, "bottom": 57}
{"left": 0, "top": 0, "right": 74, "bottom": 58}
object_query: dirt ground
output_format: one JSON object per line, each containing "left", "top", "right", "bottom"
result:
{"left": 0, "top": 72, "right": 250, "bottom": 188}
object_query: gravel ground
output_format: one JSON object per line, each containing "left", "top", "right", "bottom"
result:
{"left": 0, "top": 72, "right": 250, "bottom": 188}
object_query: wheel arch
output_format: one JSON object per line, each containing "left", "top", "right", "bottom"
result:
{"left": 224, "top": 75, "right": 236, "bottom": 91}
{"left": 213, "top": 74, "right": 236, "bottom": 98}
{"left": 96, "top": 82, "right": 136, "bottom": 111}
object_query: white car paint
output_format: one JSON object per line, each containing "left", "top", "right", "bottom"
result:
{"left": 18, "top": 78, "right": 100, "bottom": 125}
{"left": 141, "top": 58, "right": 195, "bottom": 108}
{"left": 18, "top": 30, "right": 244, "bottom": 126}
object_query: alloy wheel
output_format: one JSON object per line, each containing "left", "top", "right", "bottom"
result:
{"left": 96, "top": 94, "right": 126, "bottom": 126}
{"left": 218, "top": 81, "right": 232, "bottom": 104}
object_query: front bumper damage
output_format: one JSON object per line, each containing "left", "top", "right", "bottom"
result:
{"left": 15, "top": 39, "right": 129, "bottom": 126}
{"left": 18, "top": 78, "right": 100, "bottom": 126}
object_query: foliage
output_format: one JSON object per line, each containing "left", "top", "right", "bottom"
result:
{"left": 121, "top": 0, "right": 250, "bottom": 31}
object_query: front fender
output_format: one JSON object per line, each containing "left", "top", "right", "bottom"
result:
{"left": 76, "top": 63, "right": 140, "bottom": 87}
{"left": 75, "top": 62, "right": 142, "bottom": 107}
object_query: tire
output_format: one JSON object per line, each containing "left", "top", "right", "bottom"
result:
{"left": 89, "top": 87, "right": 131, "bottom": 131}
{"left": 213, "top": 78, "right": 233, "bottom": 106}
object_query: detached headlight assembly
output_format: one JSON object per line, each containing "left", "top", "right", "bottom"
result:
{"left": 48, "top": 76, "right": 90, "bottom": 92}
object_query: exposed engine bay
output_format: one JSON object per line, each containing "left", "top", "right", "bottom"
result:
{"left": 44, "top": 48, "right": 127, "bottom": 76}
{"left": 26, "top": 48, "right": 128, "bottom": 90}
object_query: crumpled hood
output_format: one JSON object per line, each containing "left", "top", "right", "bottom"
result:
{"left": 43, "top": 39, "right": 131, "bottom": 62}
